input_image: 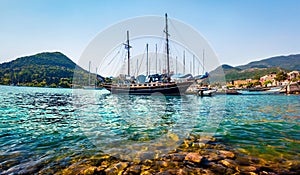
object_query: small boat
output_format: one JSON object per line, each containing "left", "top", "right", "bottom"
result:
{"left": 83, "top": 61, "right": 103, "bottom": 90}
{"left": 238, "top": 86, "right": 284, "bottom": 95}
{"left": 216, "top": 89, "right": 241, "bottom": 95}
{"left": 194, "top": 72, "right": 209, "bottom": 79}
{"left": 197, "top": 87, "right": 216, "bottom": 97}
{"left": 265, "top": 86, "right": 284, "bottom": 94}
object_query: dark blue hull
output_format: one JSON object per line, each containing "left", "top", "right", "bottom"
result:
{"left": 103, "top": 81, "right": 193, "bottom": 96}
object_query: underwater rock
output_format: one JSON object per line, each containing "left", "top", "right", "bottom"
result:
{"left": 209, "top": 162, "right": 227, "bottom": 174}
{"left": 184, "top": 152, "right": 203, "bottom": 164}
{"left": 238, "top": 165, "right": 257, "bottom": 173}
{"left": 81, "top": 166, "right": 97, "bottom": 175}
{"left": 140, "top": 169, "right": 156, "bottom": 175}
{"left": 176, "top": 168, "right": 189, "bottom": 175}
{"left": 168, "top": 153, "right": 186, "bottom": 161}
{"left": 236, "top": 156, "right": 251, "bottom": 166}
{"left": 54, "top": 135, "right": 299, "bottom": 175}
{"left": 206, "top": 154, "right": 223, "bottom": 162}
{"left": 219, "top": 150, "right": 235, "bottom": 159}
{"left": 123, "top": 165, "right": 141, "bottom": 175}
{"left": 191, "top": 142, "right": 206, "bottom": 149}
{"left": 104, "top": 162, "right": 129, "bottom": 175}
{"left": 219, "top": 159, "right": 237, "bottom": 169}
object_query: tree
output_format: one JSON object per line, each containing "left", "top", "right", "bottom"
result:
{"left": 246, "top": 82, "right": 254, "bottom": 88}
{"left": 59, "top": 78, "right": 71, "bottom": 88}
{"left": 254, "top": 81, "right": 261, "bottom": 86}
{"left": 264, "top": 80, "right": 272, "bottom": 86}
{"left": 275, "top": 71, "right": 287, "bottom": 82}
{"left": 253, "top": 74, "right": 261, "bottom": 80}
{"left": 49, "top": 83, "right": 57, "bottom": 88}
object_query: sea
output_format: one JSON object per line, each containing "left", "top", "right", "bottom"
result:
{"left": 0, "top": 85, "right": 299, "bottom": 174}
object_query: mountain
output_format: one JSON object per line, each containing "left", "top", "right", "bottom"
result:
{"left": 0, "top": 52, "right": 76, "bottom": 70}
{"left": 219, "top": 64, "right": 240, "bottom": 71}
{"left": 209, "top": 54, "right": 300, "bottom": 83}
{"left": 0, "top": 52, "right": 89, "bottom": 87}
{"left": 237, "top": 54, "right": 300, "bottom": 71}
{"left": 1, "top": 52, "right": 299, "bottom": 86}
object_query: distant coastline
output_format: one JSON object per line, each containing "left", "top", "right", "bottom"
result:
{"left": 0, "top": 52, "right": 299, "bottom": 88}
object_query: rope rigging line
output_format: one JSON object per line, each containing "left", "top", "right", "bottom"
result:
{"left": 136, "top": 44, "right": 147, "bottom": 76}
{"left": 169, "top": 19, "right": 205, "bottom": 75}
{"left": 107, "top": 44, "right": 123, "bottom": 66}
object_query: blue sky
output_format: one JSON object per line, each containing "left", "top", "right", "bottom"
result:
{"left": 1, "top": 0, "right": 299, "bottom": 67}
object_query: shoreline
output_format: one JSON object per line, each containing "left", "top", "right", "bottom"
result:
{"left": 2, "top": 84, "right": 300, "bottom": 95}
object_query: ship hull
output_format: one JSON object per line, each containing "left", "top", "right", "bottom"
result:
{"left": 103, "top": 81, "right": 194, "bottom": 96}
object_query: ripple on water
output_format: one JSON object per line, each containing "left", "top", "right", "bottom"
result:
{"left": 0, "top": 86, "right": 299, "bottom": 173}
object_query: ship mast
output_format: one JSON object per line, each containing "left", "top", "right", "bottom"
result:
{"left": 202, "top": 49, "right": 205, "bottom": 74}
{"left": 155, "top": 44, "right": 158, "bottom": 74}
{"left": 125, "top": 30, "right": 131, "bottom": 76}
{"left": 146, "top": 43, "right": 149, "bottom": 76}
{"left": 165, "top": 13, "right": 170, "bottom": 76}
{"left": 183, "top": 50, "right": 185, "bottom": 74}
{"left": 88, "top": 61, "right": 91, "bottom": 86}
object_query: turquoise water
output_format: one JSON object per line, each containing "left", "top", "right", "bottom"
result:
{"left": 0, "top": 85, "right": 299, "bottom": 174}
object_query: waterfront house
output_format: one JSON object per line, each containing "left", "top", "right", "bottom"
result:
{"left": 233, "top": 79, "right": 259, "bottom": 88}
{"left": 260, "top": 73, "right": 277, "bottom": 87}
{"left": 287, "top": 71, "right": 300, "bottom": 81}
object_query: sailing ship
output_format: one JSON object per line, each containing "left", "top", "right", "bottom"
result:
{"left": 100, "top": 14, "right": 205, "bottom": 95}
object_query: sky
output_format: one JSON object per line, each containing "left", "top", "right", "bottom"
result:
{"left": 1, "top": 0, "right": 300, "bottom": 69}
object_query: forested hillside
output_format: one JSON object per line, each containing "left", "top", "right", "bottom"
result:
{"left": 0, "top": 52, "right": 89, "bottom": 87}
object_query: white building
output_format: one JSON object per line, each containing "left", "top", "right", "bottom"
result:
{"left": 287, "top": 71, "right": 299, "bottom": 81}
{"left": 260, "top": 73, "right": 277, "bottom": 86}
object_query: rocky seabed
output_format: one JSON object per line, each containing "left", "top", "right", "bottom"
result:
{"left": 51, "top": 135, "right": 300, "bottom": 175}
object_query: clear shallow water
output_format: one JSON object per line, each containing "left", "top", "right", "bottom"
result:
{"left": 220, "top": 95, "right": 300, "bottom": 161}
{"left": 0, "top": 85, "right": 299, "bottom": 174}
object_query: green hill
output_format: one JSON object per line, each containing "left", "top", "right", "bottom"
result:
{"left": 210, "top": 65, "right": 287, "bottom": 83}
{"left": 237, "top": 54, "right": 300, "bottom": 71}
{"left": 1, "top": 52, "right": 299, "bottom": 86}
{"left": 209, "top": 54, "right": 300, "bottom": 83}
{"left": 225, "top": 67, "right": 286, "bottom": 81}
{"left": 0, "top": 52, "right": 76, "bottom": 69}
{"left": 0, "top": 52, "right": 89, "bottom": 87}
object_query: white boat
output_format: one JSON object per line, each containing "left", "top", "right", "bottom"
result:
{"left": 238, "top": 86, "right": 284, "bottom": 95}
{"left": 198, "top": 88, "right": 217, "bottom": 96}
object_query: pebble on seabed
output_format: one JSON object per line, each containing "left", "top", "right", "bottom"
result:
{"left": 54, "top": 136, "right": 300, "bottom": 175}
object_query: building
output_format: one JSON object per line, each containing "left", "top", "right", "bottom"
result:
{"left": 229, "top": 79, "right": 259, "bottom": 88}
{"left": 236, "top": 79, "right": 257, "bottom": 86}
{"left": 260, "top": 73, "right": 277, "bottom": 86}
{"left": 287, "top": 71, "right": 299, "bottom": 81}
